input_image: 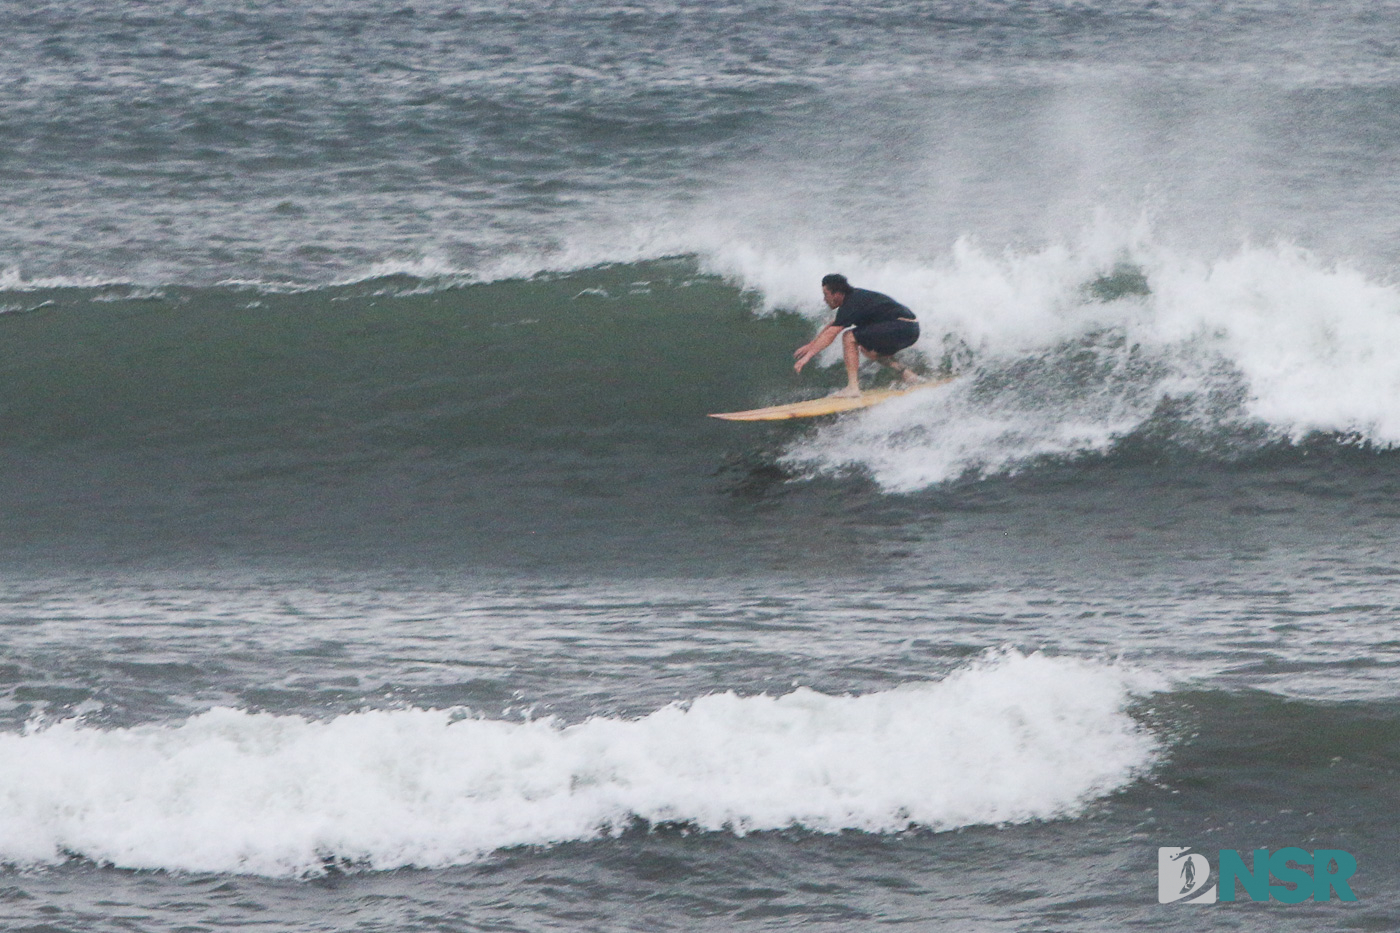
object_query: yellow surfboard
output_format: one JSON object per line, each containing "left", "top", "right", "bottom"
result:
{"left": 709, "top": 376, "right": 956, "bottom": 421}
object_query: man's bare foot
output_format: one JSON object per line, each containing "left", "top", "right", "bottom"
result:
{"left": 900, "top": 371, "right": 928, "bottom": 386}
{"left": 828, "top": 386, "right": 862, "bottom": 398}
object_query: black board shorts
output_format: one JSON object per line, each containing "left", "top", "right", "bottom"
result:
{"left": 853, "top": 319, "right": 919, "bottom": 356}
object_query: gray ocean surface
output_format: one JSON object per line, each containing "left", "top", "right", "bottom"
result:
{"left": 3, "top": 1, "right": 1400, "bottom": 929}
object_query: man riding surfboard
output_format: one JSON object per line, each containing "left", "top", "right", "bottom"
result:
{"left": 793, "top": 274, "right": 924, "bottom": 398}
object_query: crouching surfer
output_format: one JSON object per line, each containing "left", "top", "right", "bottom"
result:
{"left": 793, "top": 274, "right": 923, "bottom": 398}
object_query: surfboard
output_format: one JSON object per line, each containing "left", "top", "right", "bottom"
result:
{"left": 709, "top": 376, "right": 956, "bottom": 421}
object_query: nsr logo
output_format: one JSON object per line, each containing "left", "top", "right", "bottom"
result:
{"left": 1158, "top": 847, "right": 1358, "bottom": 904}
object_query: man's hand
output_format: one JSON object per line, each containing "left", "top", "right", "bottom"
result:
{"left": 794, "top": 344, "right": 816, "bottom": 373}
{"left": 793, "top": 324, "right": 842, "bottom": 374}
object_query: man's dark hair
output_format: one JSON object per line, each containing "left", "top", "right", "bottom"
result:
{"left": 821, "top": 273, "right": 851, "bottom": 295}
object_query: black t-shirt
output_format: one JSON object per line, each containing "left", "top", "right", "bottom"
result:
{"left": 832, "top": 288, "right": 914, "bottom": 329}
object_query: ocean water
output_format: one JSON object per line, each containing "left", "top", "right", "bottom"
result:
{"left": 3, "top": 0, "right": 1400, "bottom": 929}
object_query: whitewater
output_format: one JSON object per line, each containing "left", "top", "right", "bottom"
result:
{"left": 1, "top": 653, "right": 1156, "bottom": 876}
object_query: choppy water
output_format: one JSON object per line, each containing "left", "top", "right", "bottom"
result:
{"left": 3, "top": 1, "right": 1400, "bottom": 930}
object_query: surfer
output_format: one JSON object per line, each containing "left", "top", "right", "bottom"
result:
{"left": 793, "top": 274, "right": 923, "bottom": 398}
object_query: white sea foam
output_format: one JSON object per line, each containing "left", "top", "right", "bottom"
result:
{"left": 0, "top": 651, "right": 1156, "bottom": 876}
{"left": 698, "top": 218, "right": 1400, "bottom": 490}
{"left": 0, "top": 267, "right": 136, "bottom": 292}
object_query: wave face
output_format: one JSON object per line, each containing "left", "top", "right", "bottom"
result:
{"left": 0, "top": 263, "right": 810, "bottom": 570}
{"left": 0, "top": 652, "right": 1157, "bottom": 876}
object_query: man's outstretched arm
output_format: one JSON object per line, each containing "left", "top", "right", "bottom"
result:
{"left": 793, "top": 324, "right": 845, "bottom": 373}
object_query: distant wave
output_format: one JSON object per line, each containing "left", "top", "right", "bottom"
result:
{"left": 0, "top": 651, "right": 1159, "bottom": 876}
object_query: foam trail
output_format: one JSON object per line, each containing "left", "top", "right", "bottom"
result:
{"left": 0, "top": 652, "right": 1157, "bottom": 876}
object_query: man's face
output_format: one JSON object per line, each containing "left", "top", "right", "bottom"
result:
{"left": 822, "top": 286, "right": 843, "bottom": 309}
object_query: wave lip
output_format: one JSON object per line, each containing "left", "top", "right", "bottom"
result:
{"left": 0, "top": 651, "right": 1158, "bottom": 876}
